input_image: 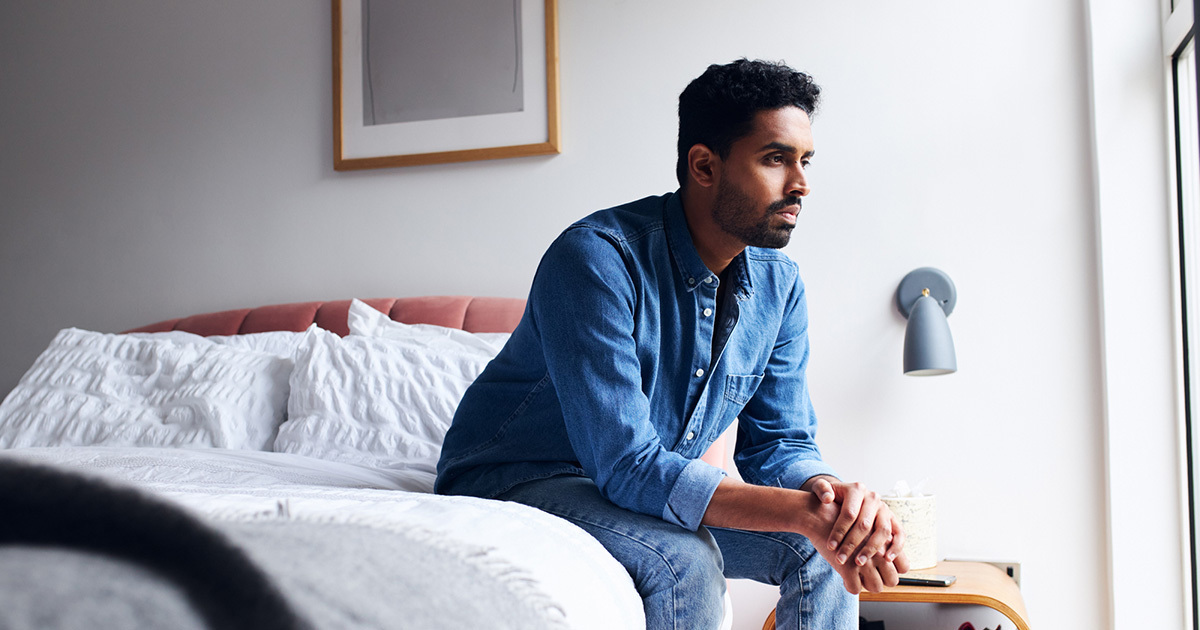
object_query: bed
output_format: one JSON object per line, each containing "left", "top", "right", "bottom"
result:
{"left": 0, "top": 296, "right": 675, "bottom": 630}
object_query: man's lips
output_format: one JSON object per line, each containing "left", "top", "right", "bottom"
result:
{"left": 767, "top": 197, "right": 802, "bottom": 225}
{"left": 773, "top": 202, "right": 801, "bottom": 222}
{"left": 768, "top": 197, "right": 803, "bottom": 213}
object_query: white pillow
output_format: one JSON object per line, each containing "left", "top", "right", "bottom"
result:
{"left": 0, "top": 328, "right": 292, "bottom": 450}
{"left": 274, "top": 317, "right": 502, "bottom": 474}
{"left": 346, "top": 298, "right": 510, "bottom": 352}
{"left": 128, "top": 329, "right": 310, "bottom": 360}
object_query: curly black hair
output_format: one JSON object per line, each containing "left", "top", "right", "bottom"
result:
{"left": 676, "top": 59, "right": 821, "bottom": 188}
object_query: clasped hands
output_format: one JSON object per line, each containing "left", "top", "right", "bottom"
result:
{"left": 802, "top": 476, "right": 910, "bottom": 594}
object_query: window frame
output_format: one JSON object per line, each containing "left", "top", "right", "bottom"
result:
{"left": 1171, "top": 1, "right": 1200, "bottom": 627}
{"left": 1163, "top": 1, "right": 1200, "bottom": 628}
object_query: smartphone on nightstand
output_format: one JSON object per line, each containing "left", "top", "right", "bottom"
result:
{"left": 897, "top": 573, "right": 957, "bottom": 587}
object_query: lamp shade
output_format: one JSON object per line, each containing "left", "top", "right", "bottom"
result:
{"left": 903, "top": 293, "right": 957, "bottom": 376}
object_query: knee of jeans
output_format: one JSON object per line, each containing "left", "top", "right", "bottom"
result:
{"left": 772, "top": 534, "right": 825, "bottom": 586}
{"left": 637, "top": 529, "right": 725, "bottom": 599}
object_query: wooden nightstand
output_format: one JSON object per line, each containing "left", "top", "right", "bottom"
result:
{"left": 761, "top": 561, "right": 1030, "bottom": 630}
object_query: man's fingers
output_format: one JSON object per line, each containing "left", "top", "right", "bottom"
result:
{"left": 826, "top": 486, "right": 864, "bottom": 554}
{"left": 852, "top": 517, "right": 892, "bottom": 566}
{"left": 874, "top": 555, "right": 901, "bottom": 589}
{"left": 812, "top": 478, "right": 836, "bottom": 504}
{"left": 835, "top": 488, "right": 880, "bottom": 563}
{"left": 892, "top": 548, "right": 911, "bottom": 575}
{"left": 857, "top": 563, "right": 886, "bottom": 593}
{"left": 858, "top": 545, "right": 902, "bottom": 594}
{"left": 839, "top": 567, "right": 863, "bottom": 595}
{"left": 836, "top": 508, "right": 873, "bottom": 564}
{"left": 885, "top": 517, "right": 906, "bottom": 563}
{"left": 854, "top": 503, "right": 896, "bottom": 565}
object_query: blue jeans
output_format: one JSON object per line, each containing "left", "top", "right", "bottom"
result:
{"left": 497, "top": 476, "right": 856, "bottom": 630}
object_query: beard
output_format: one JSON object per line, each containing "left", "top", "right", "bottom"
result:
{"left": 710, "top": 180, "right": 799, "bottom": 249}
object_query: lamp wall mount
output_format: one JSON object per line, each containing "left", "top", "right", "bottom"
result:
{"left": 896, "top": 267, "right": 956, "bottom": 318}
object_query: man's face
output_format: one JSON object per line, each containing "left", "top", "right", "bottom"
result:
{"left": 710, "top": 106, "right": 814, "bottom": 249}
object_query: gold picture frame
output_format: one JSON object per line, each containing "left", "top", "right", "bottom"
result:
{"left": 332, "top": 0, "right": 561, "bottom": 170}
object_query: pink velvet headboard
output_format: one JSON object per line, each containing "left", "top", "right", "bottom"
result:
{"left": 125, "top": 295, "right": 730, "bottom": 469}
{"left": 125, "top": 296, "right": 526, "bottom": 337}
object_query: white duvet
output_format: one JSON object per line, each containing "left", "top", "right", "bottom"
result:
{"left": 1, "top": 446, "right": 646, "bottom": 630}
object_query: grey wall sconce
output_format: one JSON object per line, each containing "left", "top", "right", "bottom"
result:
{"left": 896, "top": 267, "right": 957, "bottom": 376}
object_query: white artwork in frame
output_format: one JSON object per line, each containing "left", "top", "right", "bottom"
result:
{"left": 333, "top": 0, "right": 560, "bottom": 170}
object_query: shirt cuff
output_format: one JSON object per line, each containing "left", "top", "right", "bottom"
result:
{"left": 662, "top": 458, "right": 727, "bottom": 531}
{"left": 775, "top": 460, "right": 839, "bottom": 491}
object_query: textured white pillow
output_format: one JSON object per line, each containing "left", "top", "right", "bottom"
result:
{"left": 129, "top": 329, "right": 311, "bottom": 360}
{"left": 212, "top": 330, "right": 312, "bottom": 359}
{"left": 0, "top": 328, "right": 292, "bottom": 450}
{"left": 346, "top": 299, "right": 510, "bottom": 352}
{"left": 274, "top": 318, "right": 502, "bottom": 474}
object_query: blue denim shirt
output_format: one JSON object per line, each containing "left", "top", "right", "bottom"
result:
{"left": 435, "top": 192, "right": 836, "bottom": 531}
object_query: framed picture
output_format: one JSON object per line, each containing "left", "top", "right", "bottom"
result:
{"left": 332, "top": 0, "right": 561, "bottom": 170}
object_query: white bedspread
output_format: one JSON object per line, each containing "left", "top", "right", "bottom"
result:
{"left": 1, "top": 446, "right": 646, "bottom": 630}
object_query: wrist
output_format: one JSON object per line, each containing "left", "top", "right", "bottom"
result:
{"left": 790, "top": 489, "right": 833, "bottom": 540}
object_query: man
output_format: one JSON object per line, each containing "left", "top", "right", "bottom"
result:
{"left": 436, "top": 59, "right": 908, "bottom": 629}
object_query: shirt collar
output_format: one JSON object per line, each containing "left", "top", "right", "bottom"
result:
{"left": 727, "top": 250, "right": 754, "bottom": 300}
{"left": 663, "top": 191, "right": 754, "bottom": 299}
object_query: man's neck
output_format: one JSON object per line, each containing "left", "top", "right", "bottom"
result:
{"left": 679, "top": 186, "right": 745, "bottom": 275}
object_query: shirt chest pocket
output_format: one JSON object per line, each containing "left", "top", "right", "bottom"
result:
{"left": 719, "top": 374, "right": 763, "bottom": 421}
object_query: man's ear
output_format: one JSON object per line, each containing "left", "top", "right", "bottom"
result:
{"left": 687, "top": 144, "right": 720, "bottom": 189}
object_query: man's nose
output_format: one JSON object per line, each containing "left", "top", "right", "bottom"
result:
{"left": 787, "top": 166, "right": 810, "bottom": 197}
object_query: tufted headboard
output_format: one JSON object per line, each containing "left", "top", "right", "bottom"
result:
{"left": 124, "top": 296, "right": 527, "bottom": 337}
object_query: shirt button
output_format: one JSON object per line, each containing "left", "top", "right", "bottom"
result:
{"left": 704, "top": 277, "right": 714, "bottom": 284}
{"left": 702, "top": 307, "right": 713, "bottom": 317}
{"left": 686, "top": 431, "right": 696, "bottom": 441}
{"left": 695, "top": 368, "right": 705, "bottom": 378}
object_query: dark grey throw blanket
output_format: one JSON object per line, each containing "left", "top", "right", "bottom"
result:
{"left": 0, "top": 457, "right": 308, "bottom": 630}
{"left": 0, "top": 458, "right": 565, "bottom": 630}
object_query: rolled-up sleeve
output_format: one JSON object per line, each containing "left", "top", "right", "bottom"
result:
{"left": 664, "top": 458, "right": 728, "bottom": 529}
{"left": 732, "top": 273, "right": 838, "bottom": 489}
{"left": 530, "top": 227, "right": 722, "bottom": 530}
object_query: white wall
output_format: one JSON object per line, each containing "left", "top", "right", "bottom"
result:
{"left": 0, "top": 1, "right": 1166, "bottom": 628}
